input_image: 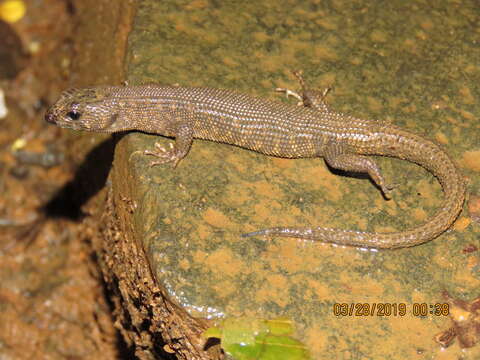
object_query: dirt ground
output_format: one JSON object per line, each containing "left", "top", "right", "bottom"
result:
{"left": 0, "top": 1, "right": 132, "bottom": 358}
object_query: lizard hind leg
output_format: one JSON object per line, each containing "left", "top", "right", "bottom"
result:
{"left": 293, "top": 70, "right": 332, "bottom": 112}
{"left": 324, "top": 142, "right": 394, "bottom": 199}
{"left": 276, "top": 70, "right": 332, "bottom": 112}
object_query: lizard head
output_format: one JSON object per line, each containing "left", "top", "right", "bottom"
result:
{"left": 45, "top": 87, "right": 121, "bottom": 132}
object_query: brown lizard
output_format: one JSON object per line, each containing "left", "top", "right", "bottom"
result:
{"left": 45, "top": 73, "right": 465, "bottom": 249}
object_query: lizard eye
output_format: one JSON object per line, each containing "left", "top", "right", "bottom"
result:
{"left": 66, "top": 110, "right": 81, "bottom": 120}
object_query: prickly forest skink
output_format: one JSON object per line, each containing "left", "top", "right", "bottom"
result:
{"left": 45, "top": 73, "right": 465, "bottom": 249}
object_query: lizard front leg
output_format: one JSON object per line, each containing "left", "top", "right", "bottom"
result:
{"left": 144, "top": 122, "right": 194, "bottom": 168}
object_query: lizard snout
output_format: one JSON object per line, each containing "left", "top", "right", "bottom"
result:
{"left": 45, "top": 111, "right": 56, "bottom": 124}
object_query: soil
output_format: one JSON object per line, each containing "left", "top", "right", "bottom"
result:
{"left": 0, "top": 1, "right": 133, "bottom": 358}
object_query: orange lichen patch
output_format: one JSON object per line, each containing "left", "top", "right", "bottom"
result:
{"left": 462, "top": 150, "right": 480, "bottom": 172}
{"left": 454, "top": 269, "right": 480, "bottom": 288}
{"left": 387, "top": 96, "right": 403, "bottom": 109}
{"left": 304, "top": 278, "right": 330, "bottom": 300}
{"left": 255, "top": 273, "right": 289, "bottom": 308}
{"left": 412, "top": 208, "right": 428, "bottom": 222}
{"left": 300, "top": 164, "right": 342, "bottom": 201}
{"left": 366, "top": 96, "right": 383, "bottom": 113}
{"left": 253, "top": 201, "right": 282, "bottom": 223}
{"left": 291, "top": 8, "right": 311, "bottom": 20}
{"left": 270, "top": 157, "right": 294, "bottom": 169}
{"left": 452, "top": 216, "right": 470, "bottom": 231}
{"left": 263, "top": 241, "right": 317, "bottom": 274}
{"left": 267, "top": 273, "right": 288, "bottom": 289}
{"left": 432, "top": 251, "right": 455, "bottom": 269}
{"left": 313, "top": 44, "right": 339, "bottom": 62}
{"left": 354, "top": 217, "right": 368, "bottom": 231}
{"left": 415, "top": 178, "right": 441, "bottom": 208}
{"left": 435, "top": 132, "right": 449, "bottom": 145}
{"left": 382, "top": 199, "right": 398, "bottom": 217}
{"left": 371, "top": 196, "right": 385, "bottom": 212}
{"left": 370, "top": 30, "right": 387, "bottom": 42}
{"left": 196, "top": 224, "right": 214, "bottom": 240}
{"left": 420, "top": 19, "right": 434, "bottom": 30}
{"left": 226, "top": 154, "right": 248, "bottom": 173}
{"left": 210, "top": 279, "right": 237, "bottom": 299}
{"left": 389, "top": 316, "right": 437, "bottom": 354}
{"left": 352, "top": 279, "right": 385, "bottom": 297}
{"left": 192, "top": 249, "right": 208, "bottom": 263}
{"left": 468, "top": 195, "right": 480, "bottom": 213}
{"left": 171, "top": 16, "right": 218, "bottom": 44}
{"left": 304, "top": 324, "right": 328, "bottom": 355}
{"left": 202, "top": 207, "right": 233, "bottom": 229}
{"left": 223, "top": 182, "right": 251, "bottom": 208}
{"left": 258, "top": 54, "right": 286, "bottom": 73}
{"left": 203, "top": 247, "right": 247, "bottom": 276}
{"left": 458, "top": 86, "right": 475, "bottom": 104}
{"left": 409, "top": 290, "right": 428, "bottom": 305}
{"left": 314, "top": 45, "right": 339, "bottom": 61}
{"left": 350, "top": 56, "right": 363, "bottom": 66}
{"left": 338, "top": 273, "right": 384, "bottom": 300}
{"left": 222, "top": 56, "right": 239, "bottom": 68}
{"left": 403, "top": 38, "right": 420, "bottom": 54}
{"left": 396, "top": 199, "right": 409, "bottom": 211}
{"left": 315, "top": 17, "right": 337, "bottom": 30}
{"left": 182, "top": 0, "right": 208, "bottom": 10}
{"left": 466, "top": 255, "right": 479, "bottom": 269}
{"left": 178, "top": 258, "right": 190, "bottom": 271}
{"left": 278, "top": 38, "right": 311, "bottom": 61}
{"left": 458, "top": 109, "right": 476, "bottom": 121}
{"left": 468, "top": 195, "right": 480, "bottom": 225}
{"left": 251, "top": 179, "right": 282, "bottom": 198}
{"left": 316, "top": 72, "right": 336, "bottom": 88}
{"left": 415, "top": 30, "right": 428, "bottom": 41}
{"left": 252, "top": 31, "right": 269, "bottom": 42}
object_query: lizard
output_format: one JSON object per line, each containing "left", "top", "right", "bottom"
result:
{"left": 44, "top": 72, "right": 466, "bottom": 249}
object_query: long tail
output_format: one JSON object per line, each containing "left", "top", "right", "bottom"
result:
{"left": 243, "top": 128, "right": 465, "bottom": 249}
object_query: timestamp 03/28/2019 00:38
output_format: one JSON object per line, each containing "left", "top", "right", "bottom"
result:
{"left": 333, "top": 302, "right": 450, "bottom": 317}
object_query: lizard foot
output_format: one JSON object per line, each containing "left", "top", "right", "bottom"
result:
{"left": 144, "top": 142, "right": 181, "bottom": 167}
{"left": 275, "top": 87, "right": 303, "bottom": 106}
{"left": 380, "top": 182, "right": 395, "bottom": 200}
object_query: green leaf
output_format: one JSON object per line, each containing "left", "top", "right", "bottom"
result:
{"left": 203, "top": 317, "right": 311, "bottom": 360}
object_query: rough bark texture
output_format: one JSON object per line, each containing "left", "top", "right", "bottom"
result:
{"left": 93, "top": 186, "right": 222, "bottom": 360}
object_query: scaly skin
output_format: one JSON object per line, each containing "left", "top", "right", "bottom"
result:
{"left": 45, "top": 76, "right": 465, "bottom": 249}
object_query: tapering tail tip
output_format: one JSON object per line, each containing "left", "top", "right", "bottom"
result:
{"left": 241, "top": 229, "right": 269, "bottom": 238}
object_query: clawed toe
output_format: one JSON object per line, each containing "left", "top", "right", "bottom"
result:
{"left": 381, "top": 183, "right": 396, "bottom": 200}
{"left": 275, "top": 88, "right": 304, "bottom": 106}
{"left": 144, "top": 142, "right": 179, "bottom": 167}
{"left": 152, "top": 142, "right": 174, "bottom": 153}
